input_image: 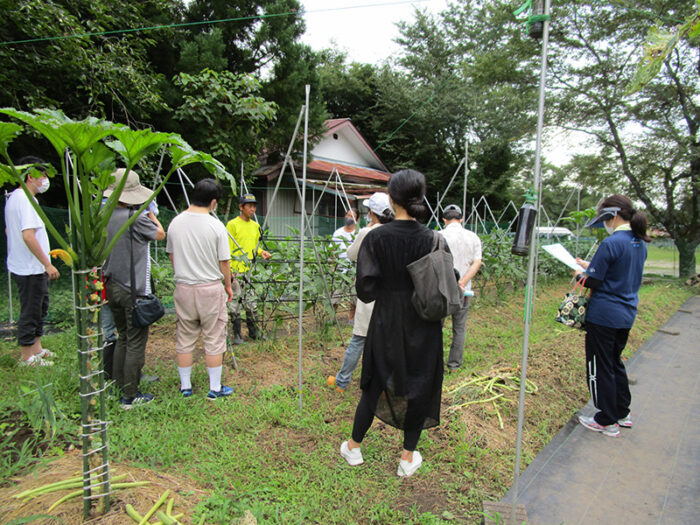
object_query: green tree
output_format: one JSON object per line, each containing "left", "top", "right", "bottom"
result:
{"left": 0, "top": 0, "right": 177, "bottom": 123}
{"left": 549, "top": 0, "right": 699, "bottom": 277}
{"left": 173, "top": 68, "right": 278, "bottom": 175}
{"left": 318, "top": 3, "right": 540, "bottom": 210}
{"left": 183, "top": 0, "right": 327, "bottom": 152}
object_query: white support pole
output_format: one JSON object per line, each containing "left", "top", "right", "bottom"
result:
{"left": 5, "top": 191, "right": 13, "bottom": 323}
{"left": 426, "top": 158, "right": 466, "bottom": 226}
{"left": 510, "top": 1, "right": 551, "bottom": 523}
{"left": 65, "top": 150, "right": 76, "bottom": 310}
{"left": 178, "top": 168, "right": 191, "bottom": 207}
{"left": 575, "top": 188, "right": 581, "bottom": 257}
{"left": 287, "top": 163, "right": 344, "bottom": 341}
{"left": 334, "top": 169, "right": 354, "bottom": 215}
{"left": 298, "top": 85, "right": 310, "bottom": 414}
{"left": 553, "top": 187, "right": 577, "bottom": 228}
{"left": 261, "top": 106, "right": 306, "bottom": 234}
{"left": 463, "top": 139, "right": 468, "bottom": 227}
{"left": 423, "top": 196, "right": 442, "bottom": 230}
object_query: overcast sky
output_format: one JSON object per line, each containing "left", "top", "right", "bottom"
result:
{"left": 300, "top": 0, "right": 449, "bottom": 64}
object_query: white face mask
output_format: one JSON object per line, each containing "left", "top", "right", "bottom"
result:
{"left": 604, "top": 222, "right": 614, "bottom": 235}
{"left": 37, "top": 178, "right": 50, "bottom": 194}
{"left": 365, "top": 213, "right": 372, "bottom": 223}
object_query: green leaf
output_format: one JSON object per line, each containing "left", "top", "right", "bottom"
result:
{"left": 0, "top": 164, "right": 19, "bottom": 186}
{"left": 79, "top": 142, "right": 116, "bottom": 185}
{"left": 107, "top": 128, "right": 175, "bottom": 166}
{"left": 168, "top": 141, "right": 234, "bottom": 188}
{"left": 0, "top": 108, "right": 68, "bottom": 157}
{"left": 0, "top": 121, "right": 22, "bottom": 155}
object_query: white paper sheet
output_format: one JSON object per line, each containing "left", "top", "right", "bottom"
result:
{"left": 542, "top": 243, "right": 585, "bottom": 272}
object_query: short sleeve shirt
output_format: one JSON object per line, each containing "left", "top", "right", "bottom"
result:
{"left": 167, "top": 211, "right": 230, "bottom": 285}
{"left": 439, "top": 223, "right": 482, "bottom": 290}
{"left": 103, "top": 207, "right": 158, "bottom": 295}
{"left": 585, "top": 230, "right": 647, "bottom": 328}
{"left": 332, "top": 226, "right": 356, "bottom": 261}
{"left": 226, "top": 216, "right": 262, "bottom": 274}
{"left": 4, "top": 188, "right": 50, "bottom": 275}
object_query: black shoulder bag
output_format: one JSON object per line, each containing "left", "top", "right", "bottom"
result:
{"left": 129, "top": 218, "right": 164, "bottom": 328}
{"left": 406, "top": 231, "right": 464, "bottom": 322}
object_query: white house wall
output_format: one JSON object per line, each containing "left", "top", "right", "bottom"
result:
{"left": 311, "top": 127, "right": 383, "bottom": 170}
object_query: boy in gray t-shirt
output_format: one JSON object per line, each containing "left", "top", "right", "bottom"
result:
{"left": 166, "top": 179, "right": 234, "bottom": 400}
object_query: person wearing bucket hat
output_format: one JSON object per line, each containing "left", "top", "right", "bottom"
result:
{"left": 326, "top": 192, "right": 394, "bottom": 393}
{"left": 226, "top": 192, "right": 271, "bottom": 343}
{"left": 439, "top": 204, "right": 482, "bottom": 372}
{"left": 103, "top": 168, "right": 165, "bottom": 409}
{"left": 573, "top": 195, "right": 651, "bottom": 437}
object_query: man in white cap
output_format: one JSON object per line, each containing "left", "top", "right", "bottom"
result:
{"left": 103, "top": 168, "right": 165, "bottom": 409}
{"left": 5, "top": 156, "right": 60, "bottom": 366}
{"left": 439, "top": 204, "right": 482, "bottom": 371}
{"left": 327, "top": 192, "right": 393, "bottom": 392}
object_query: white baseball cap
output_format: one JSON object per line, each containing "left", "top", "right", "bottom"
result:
{"left": 363, "top": 192, "right": 392, "bottom": 216}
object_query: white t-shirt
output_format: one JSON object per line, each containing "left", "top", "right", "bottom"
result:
{"left": 439, "top": 222, "right": 482, "bottom": 291}
{"left": 4, "top": 188, "right": 50, "bottom": 276}
{"left": 166, "top": 211, "right": 230, "bottom": 285}
{"left": 331, "top": 226, "right": 355, "bottom": 261}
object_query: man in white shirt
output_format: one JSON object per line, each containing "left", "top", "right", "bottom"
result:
{"left": 331, "top": 208, "right": 358, "bottom": 269}
{"left": 439, "top": 204, "right": 482, "bottom": 371}
{"left": 5, "top": 156, "right": 60, "bottom": 366}
{"left": 166, "top": 179, "right": 234, "bottom": 400}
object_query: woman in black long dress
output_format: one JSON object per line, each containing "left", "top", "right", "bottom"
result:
{"left": 339, "top": 169, "right": 447, "bottom": 477}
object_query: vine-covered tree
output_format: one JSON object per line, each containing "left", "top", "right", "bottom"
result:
{"left": 549, "top": 0, "right": 699, "bottom": 277}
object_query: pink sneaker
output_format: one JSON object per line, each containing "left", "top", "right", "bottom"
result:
{"left": 578, "top": 415, "right": 620, "bottom": 437}
{"left": 618, "top": 413, "right": 633, "bottom": 428}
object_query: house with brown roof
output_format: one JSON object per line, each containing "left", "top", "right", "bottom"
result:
{"left": 254, "top": 119, "right": 391, "bottom": 237}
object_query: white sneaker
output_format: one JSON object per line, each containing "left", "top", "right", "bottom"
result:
{"left": 39, "top": 348, "right": 56, "bottom": 358}
{"left": 618, "top": 413, "right": 633, "bottom": 428}
{"left": 340, "top": 441, "right": 363, "bottom": 466}
{"left": 397, "top": 450, "right": 423, "bottom": 477}
{"left": 19, "top": 354, "right": 54, "bottom": 367}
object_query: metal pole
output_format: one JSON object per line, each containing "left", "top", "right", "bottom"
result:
{"left": 5, "top": 191, "right": 13, "bottom": 323}
{"left": 298, "top": 85, "right": 310, "bottom": 414}
{"left": 575, "top": 188, "right": 581, "bottom": 257}
{"left": 261, "top": 106, "right": 305, "bottom": 234}
{"left": 426, "top": 158, "right": 465, "bottom": 226}
{"left": 511, "top": 1, "right": 551, "bottom": 523}
{"left": 463, "top": 139, "right": 468, "bottom": 226}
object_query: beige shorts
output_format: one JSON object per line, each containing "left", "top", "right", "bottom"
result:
{"left": 173, "top": 281, "right": 227, "bottom": 355}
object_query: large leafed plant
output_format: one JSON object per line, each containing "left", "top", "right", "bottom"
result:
{"left": 0, "top": 108, "right": 232, "bottom": 517}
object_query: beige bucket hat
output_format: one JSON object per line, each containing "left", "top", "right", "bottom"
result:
{"left": 104, "top": 168, "right": 153, "bottom": 205}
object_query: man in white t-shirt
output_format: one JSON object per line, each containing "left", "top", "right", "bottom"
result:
{"left": 439, "top": 204, "right": 483, "bottom": 371}
{"left": 4, "top": 156, "right": 60, "bottom": 366}
{"left": 166, "top": 179, "right": 234, "bottom": 400}
{"left": 331, "top": 208, "right": 358, "bottom": 269}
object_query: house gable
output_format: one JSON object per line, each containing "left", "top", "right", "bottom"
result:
{"left": 311, "top": 119, "right": 388, "bottom": 172}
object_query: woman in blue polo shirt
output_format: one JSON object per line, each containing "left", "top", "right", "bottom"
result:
{"left": 573, "top": 195, "right": 651, "bottom": 437}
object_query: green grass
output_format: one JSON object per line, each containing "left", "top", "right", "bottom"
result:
{"left": 644, "top": 242, "right": 699, "bottom": 276}
{"left": 0, "top": 279, "right": 693, "bottom": 524}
